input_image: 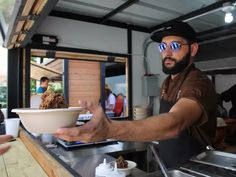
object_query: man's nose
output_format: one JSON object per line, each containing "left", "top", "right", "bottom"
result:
{"left": 162, "top": 46, "right": 172, "bottom": 57}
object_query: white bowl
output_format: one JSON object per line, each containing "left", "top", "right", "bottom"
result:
{"left": 116, "top": 160, "right": 137, "bottom": 176}
{"left": 12, "top": 107, "right": 83, "bottom": 134}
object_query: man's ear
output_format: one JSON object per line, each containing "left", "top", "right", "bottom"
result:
{"left": 190, "top": 43, "right": 198, "bottom": 57}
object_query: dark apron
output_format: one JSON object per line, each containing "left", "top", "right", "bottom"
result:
{"left": 158, "top": 66, "right": 205, "bottom": 168}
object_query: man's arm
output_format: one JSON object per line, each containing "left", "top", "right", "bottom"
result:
{"left": 108, "top": 98, "right": 202, "bottom": 141}
{"left": 55, "top": 98, "right": 202, "bottom": 142}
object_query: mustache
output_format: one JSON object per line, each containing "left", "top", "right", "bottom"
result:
{"left": 163, "top": 57, "right": 176, "bottom": 62}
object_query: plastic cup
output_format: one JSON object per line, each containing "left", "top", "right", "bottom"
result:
{"left": 5, "top": 118, "right": 20, "bottom": 138}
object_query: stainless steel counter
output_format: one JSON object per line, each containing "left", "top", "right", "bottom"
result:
{"left": 40, "top": 137, "right": 236, "bottom": 177}
{"left": 56, "top": 152, "right": 147, "bottom": 177}
{"left": 50, "top": 141, "right": 149, "bottom": 158}
{"left": 48, "top": 140, "right": 149, "bottom": 177}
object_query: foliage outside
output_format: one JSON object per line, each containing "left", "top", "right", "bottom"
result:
{"left": 0, "top": 86, "right": 7, "bottom": 108}
{"left": 31, "top": 79, "right": 63, "bottom": 94}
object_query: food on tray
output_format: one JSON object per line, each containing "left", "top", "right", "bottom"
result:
{"left": 39, "top": 91, "right": 68, "bottom": 109}
{"left": 116, "top": 156, "right": 128, "bottom": 168}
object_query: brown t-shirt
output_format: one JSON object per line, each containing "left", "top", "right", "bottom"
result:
{"left": 160, "top": 64, "right": 217, "bottom": 145}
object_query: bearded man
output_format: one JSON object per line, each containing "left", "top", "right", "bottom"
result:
{"left": 55, "top": 21, "right": 217, "bottom": 168}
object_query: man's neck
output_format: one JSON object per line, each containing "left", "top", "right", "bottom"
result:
{"left": 170, "top": 73, "right": 179, "bottom": 79}
{"left": 170, "top": 63, "right": 194, "bottom": 79}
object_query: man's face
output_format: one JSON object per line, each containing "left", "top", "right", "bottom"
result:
{"left": 160, "top": 36, "right": 192, "bottom": 75}
{"left": 41, "top": 80, "right": 49, "bottom": 88}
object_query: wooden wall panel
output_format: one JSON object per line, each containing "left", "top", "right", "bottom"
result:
{"left": 68, "top": 60, "right": 100, "bottom": 106}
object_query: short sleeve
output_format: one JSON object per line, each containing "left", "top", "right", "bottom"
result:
{"left": 179, "top": 73, "right": 217, "bottom": 126}
{"left": 37, "top": 87, "right": 44, "bottom": 94}
{"left": 109, "top": 94, "right": 116, "bottom": 105}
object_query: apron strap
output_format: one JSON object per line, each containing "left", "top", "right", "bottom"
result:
{"left": 191, "top": 126, "right": 212, "bottom": 147}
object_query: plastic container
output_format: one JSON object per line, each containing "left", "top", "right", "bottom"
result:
{"left": 95, "top": 159, "right": 113, "bottom": 177}
{"left": 95, "top": 159, "right": 126, "bottom": 177}
{"left": 109, "top": 162, "right": 125, "bottom": 177}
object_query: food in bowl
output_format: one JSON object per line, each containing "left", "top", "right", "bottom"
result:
{"left": 111, "top": 156, "right": 137, "bottom": 176}
{"left": 116, "top": 156, "right": 128, "bottom": 168}
{"left": 40, "top": 91, "right": 68, "bottom": 109}
{"left": 12, "top": 107, "right": 83, "bottom": 134}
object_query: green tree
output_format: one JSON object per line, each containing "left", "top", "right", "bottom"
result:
{"left": 49, "top": 82, "right": 63, "bottom": 93}
{"left": 30, "top": 79, "right": 36, "bottom": 94}
{"left": 0, "top": 86, "right": 7, "bottom": 108}
{"left": 31, "top": 57, "right": 37, "bottom": 63}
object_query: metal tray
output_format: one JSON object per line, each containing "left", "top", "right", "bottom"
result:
{"left": 181, "top": 161, "right": 236, "bottom": 177}
{"left": 167, "top": 170, "right": 197, "bottom": 177}
{"left": 142, "top": 170, "right": 197, "bottom": 177}
{"left": 190, "top": 150, "right": 236, "bottom": 171}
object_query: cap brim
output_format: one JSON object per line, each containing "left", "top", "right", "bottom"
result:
{"left": 151, "top": 31, "right": 182, "bottom": 43}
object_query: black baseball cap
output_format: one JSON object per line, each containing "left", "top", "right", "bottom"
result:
{"left": 151, "top": 21, "right": 197, "bottom": 43}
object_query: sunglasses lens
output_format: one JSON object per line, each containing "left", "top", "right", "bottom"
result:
{"left": 170, "top": 42, "right": 181, "bottom": 52}
{"left": 158, "top": 43, "right": 167, "bottom": 52}
{"left": 158, "top": 42, "right": 183, "bottom": 52}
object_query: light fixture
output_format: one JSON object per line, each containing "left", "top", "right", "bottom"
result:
{"left": 225, "top": 12, "right": 233, "bottom": 23}
{"left": 222, "top": 2, "right": 235, "bottom": 23}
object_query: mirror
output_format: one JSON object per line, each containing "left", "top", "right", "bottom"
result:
{"left": 29, "top": 48, "right": 130, "bottom": 119}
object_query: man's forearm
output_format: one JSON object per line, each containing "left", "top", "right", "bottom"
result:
{"left": 108, "top": 112, "right": 182, "bottom": 141}
{"left": 106, "top": 98, "right": 202, "bottom": 141}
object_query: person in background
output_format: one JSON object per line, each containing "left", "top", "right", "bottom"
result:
{"left": 55, "top": 21, "right": 217, "bottom": 168}
{"left": 221, "top": 84, "right": 236, "bottom": 119}
{"left": 0, "top": 135, "right": 12, "bottom": 155}
{"left": 105, "top": 84, "right": 116, "bottom": 112}
{"left": 36, "top": 77, "right": 49, "bottom": 94}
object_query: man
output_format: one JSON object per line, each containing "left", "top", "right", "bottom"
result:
{"left": 0, "top": 135, "right": 12, "bottom": 155}
{"left": 105, "top": 84, "right": 116, "bottom": 112}
{"left": 55, "top": 21, "right": 217, "bottom": 168}
{"left": 36, "top": 77, "right": 49, "bottom": 94}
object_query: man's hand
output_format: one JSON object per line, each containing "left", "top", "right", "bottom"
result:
{"left": 0, "top": 135, "right": 12, "bottom": 155}
{"left": 55, "top": 101, "right": 112, "bottom": 142}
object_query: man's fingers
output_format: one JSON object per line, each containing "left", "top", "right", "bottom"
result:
{"left": 55, "top": 125, "right": 94, "bottom": 142}
{"left": 0, "top": 135, "right": 13, "bottom": 144}
{"left": 78, "top": 100, "right": 99, "bottom": 113}
{"left": 54, "top": 135, "right": 77, "bottom": 142}
{"left": 78, "top": 100, "right": 87, "bottom": 108}
{"left": 54, "top": 132, "right": 90, "bottom": 143}
{"left": 0, "top": 135, "right": 13, "bottom": 155}
{"left": 0, "top": 144, "right": 11, "bottom": 155}
{"left": 55, "top": 127, "right": 80, "bottom": 137}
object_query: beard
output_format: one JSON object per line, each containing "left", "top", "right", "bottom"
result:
{"left": 162, "top": 51, "right": 191, "bottom": 75}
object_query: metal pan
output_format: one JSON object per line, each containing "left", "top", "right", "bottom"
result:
{"left": 190, "top": 150, "right": 236, "bottom": 171}
{"left": 142, "top": 170, "right": 197, "bottom": 177}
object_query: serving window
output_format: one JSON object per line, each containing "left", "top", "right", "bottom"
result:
{"left": 29, "top": 47, "right": 131, "bottom": 119}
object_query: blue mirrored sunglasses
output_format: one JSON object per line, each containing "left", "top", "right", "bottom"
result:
{"left": 158, "top": 41, "right": 189, "bottom": 53}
